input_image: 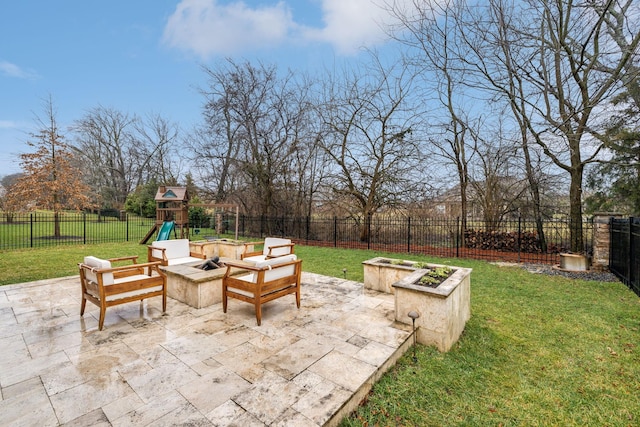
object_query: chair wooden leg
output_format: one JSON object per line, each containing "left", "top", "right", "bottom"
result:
{"left": 98, "top": 307, "right": 106, "bottom": 331}
{"left": 222, "top": 287, "right": 228, "bottom": 313}
{"left": 80, "top": 296, "right": 87, "bottom": 315}
{"left": 255, "top": 298, "right": 262, "bottom": 326}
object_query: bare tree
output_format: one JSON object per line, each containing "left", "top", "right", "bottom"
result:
{"left": 387, "top": 0, "right": 478, "bottom": 236}
{"left": 468, "top": 125, "right": 529, "bottom": 230}
{"left": 73, "top": 106, "right": 179, "bottom": 208}
{"left": 135, "top": 113, "right": 182, "bottom": 185}
{"left": 194, "top": 60, "right": 322, "bottom": 220}
{"left": 508, "top": 0, "right": 639, "bottom": 252}
{"left": 390, "top": 0, "right": 640, "bottom": 252}
{"left": 318, "top": 58, "right": 423, "bottom": 241}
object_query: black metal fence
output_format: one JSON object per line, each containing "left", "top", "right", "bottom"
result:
{"left": 237, "top": 215, "right": 591, "bottom": 265}
{"left": 610, "top": 217, "right": 640, "bottom": 297}
{"left": 0, "top": 211, "right": 593, "bottom": 266}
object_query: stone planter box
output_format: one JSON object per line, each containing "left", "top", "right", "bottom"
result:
{"left": 189, "top": 239, "right": 253, "bottom": 260}
{"left": 362, "top": 257, "right": 427, "bottom": 294}
{"left": 559, "top": 253, "right": 590, "bottom": 271}
{"left": 392, "top": 265, "right": 471, "bottom": 352}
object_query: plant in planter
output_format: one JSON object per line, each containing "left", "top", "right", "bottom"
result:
{"left": 414, "top": 266, "right": 453, "bottom": 287}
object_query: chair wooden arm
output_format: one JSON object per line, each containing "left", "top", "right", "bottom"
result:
{"left": 266, "top": 243, "right": 295, "bottom": 258}
{"left": 189, "top": 251, "right": 207, "bottom": 259}
{"left": 81, "top": 260, "right": 163, "bottom": 278}
{"left": 240, "top": 241, "right": 265, "bottom": 259}
{"left": 147, "top": 245, "right": 169, "bottom": 263}
{"left": 222, "top": 259, "right": 258, "bottom": 272}
{"left": 107, "top": 255, "right": 139, "bottom": 264}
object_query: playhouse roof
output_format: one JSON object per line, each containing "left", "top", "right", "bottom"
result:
{"left": 154, "top": 186, "right": 189, "bottom": 202}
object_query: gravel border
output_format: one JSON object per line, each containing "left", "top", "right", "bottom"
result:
{"left": 492, "top": 262, "right": 620, "bottom": 282}
{"left": 522, "top": 263, "right": 620, "bottom": 282}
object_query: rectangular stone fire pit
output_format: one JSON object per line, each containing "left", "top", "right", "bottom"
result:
{"left": 162, "top": 260, "right": 247, "bottom": 309}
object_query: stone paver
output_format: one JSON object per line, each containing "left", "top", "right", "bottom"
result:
{"left": 0, "top": 272, "right": 412, "bottom": 426}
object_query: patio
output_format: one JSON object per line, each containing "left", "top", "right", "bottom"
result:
{"left": 0, "top": 272, "right": 413, "bottom": 426}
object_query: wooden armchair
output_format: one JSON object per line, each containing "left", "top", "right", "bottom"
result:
{"left": 241, "top": 237, "right": 295, "bottom": 263}
{"left": 79, "top": 255, "right": 167, "bottom": 330}
{"left": 222, "top": 254, "right": 302, "bottom": 325}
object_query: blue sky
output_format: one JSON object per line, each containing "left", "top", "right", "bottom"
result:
{"left": 1, "top": 0, "right": 408, "bottom": 176}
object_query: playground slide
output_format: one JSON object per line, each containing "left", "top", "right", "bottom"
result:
{"left": 157, "top": 221, "right": 175, "bottom": 241}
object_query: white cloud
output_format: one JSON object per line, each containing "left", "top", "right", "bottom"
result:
{"left": 162, "top": 0, "right": 410, "bottom": 58}
{"left": 162, "top": 0, "right": 294, "bottom": 58}
{"left": 301, "top": 0, "right": 394, "bottom": 55}
{"left": 0, "top": 61, "right": 39, "bottom": 79}
{"left": 0, "top": 120, "right": 19, "bottom": 129}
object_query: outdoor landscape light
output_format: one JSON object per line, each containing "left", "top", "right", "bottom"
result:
{"left": 343, "top": 268, "right": 347, "bottom": 279}
{"left": 408, "top": 310, "right": 420, "bottom": 362}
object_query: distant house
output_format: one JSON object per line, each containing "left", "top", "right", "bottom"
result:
{"left": 417, "top": 176, "right": 567, "bottom": 220}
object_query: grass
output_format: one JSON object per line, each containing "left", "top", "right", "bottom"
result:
{"left": 1, "top": 243, "right": 639, "bottom": 425}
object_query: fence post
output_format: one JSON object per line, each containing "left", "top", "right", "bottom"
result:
{"left": 126, "top": 212, "right": 129, "bottom": 242}
{"left": 83, "top": 212, "right": 87, "bottom": 244}
{"left": 517, "top": 216, "right": 522, "bottom": 264}
{"left": 260, "top": 215, "right": 265, "bottom": 237}
{"left": 628, "top": 217, "right": 634, "bottom": 284}
{"left": 306, "top": 216, "right": 310, "bottom": 244}
{"left": 334, "top": 216, "right": 337, "bottom": 247}
{"left": 407, "top": 216, "right": 411, "bottom": 254}
{"left": 367, "top": 213, "right": 371, "bottom": 250}
{"left": 30, "top": 213, "right": 34, "bottom": 248}
{"left": 456, "top": 217, "right": 460, "bottom": 258}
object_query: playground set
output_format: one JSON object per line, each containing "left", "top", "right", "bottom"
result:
{"left": 140, "top": 186, "right": 238, "bottom": 244}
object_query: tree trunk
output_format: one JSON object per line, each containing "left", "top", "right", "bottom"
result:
{"left": 359, "top": 213, "right": 371, "bottom": 243}
{"left": 568, "top": 167, "right": 584, "bottom": 253}
{"left": 522, "top": 141, "right": 547, "bottom": 252}
{"left": 54, "top": 210, "right": 61, "bottom": 238}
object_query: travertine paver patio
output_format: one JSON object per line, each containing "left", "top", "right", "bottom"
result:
{"left": 0, "top": 272, "right": 413, "bottom": 426}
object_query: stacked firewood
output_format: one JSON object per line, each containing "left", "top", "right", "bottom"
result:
{"left": 464, "top": 229, "right": 565, "bottom": 253}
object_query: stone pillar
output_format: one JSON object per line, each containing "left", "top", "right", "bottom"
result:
{"left": 591, "top": 212, "right": 623, "bottom": 271}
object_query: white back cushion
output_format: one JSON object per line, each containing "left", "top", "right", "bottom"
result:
{"left": 83, "top": 256, "right": 114, "bottom": 286}
{"left": 151, "top": 239, "right": 190, "bottom": 259}
{"left": 263, "top": 237, "right": 292, "bottom": 256}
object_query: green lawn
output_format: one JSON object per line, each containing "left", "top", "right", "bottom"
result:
{"left": 1, "top": 243, "right": 638, "bottom": 426}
